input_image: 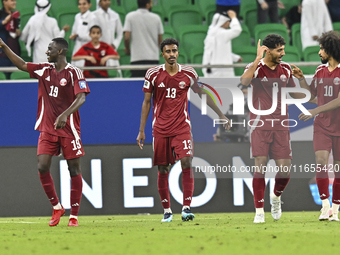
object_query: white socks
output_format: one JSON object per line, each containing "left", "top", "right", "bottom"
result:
{"left": 70, "top": 215, "right": 78, "bottom": 220}
{"left": 322, "top": 199, "right": 330, "bottom": 208}
{"left": 182, "top": 206, "right": 190, "bottom": 211}
{"left": 164, "top": 208, "right": 172, "bottom": 214}
{"left": 256, "top": 208, "right": 264, "bottom": 215}
{"left": 53, "top": 203, "right": 62, "bottom": 210}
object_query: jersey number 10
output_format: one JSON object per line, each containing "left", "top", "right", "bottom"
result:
{"left": 324, "top": 85, "right": 333, "bottom": 97}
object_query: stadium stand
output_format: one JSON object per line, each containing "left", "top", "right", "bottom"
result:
{"left": 279, "top": 0, "right": 301, "bottom": 18}
{"left": 254, "top": 23, "right": 289, "bottom": 44}
{"left": 284, "top": 46, "right": 301, "bottom": 62}
{"left": 189, "top": 47, "right": 204, "bottom": 76}
{"left": 10, "top": 72, "right": 31, "bottom": 80}
{"left": 301, "top": 46, "right": 320, "bottom": 74}
{"left": 177, "top": 25, "right": 208, "bottom": 62}
{"left": 233, "top": 46, "right": 256, "bottom": 76}
{"left": 291, "top": 23, "right": 303, "bottom": 59}
{"left": 204, "top": 5, "right": 217, "bottom": 26}
{"left": 239, "top": 0, "right": 257, "bottom": 18}
{"left": 160, "top": 51, "right": 188, "bottom": 65}
{"left": 160, "top": 0, "right": 191, "bottom": 19}
{"left": 333, "top": 22, "right": 340, "bottom": 35}
{"left": 242, "top": 5, "right": 257, "bottom": 38}
{"left": 232, "top": 24, "right": 252, "bottom": 51}
{"left": 122, "top": 0, "right": 138, "bottom": 13}
{"left": 163, "top": 26, "right": 175, "bottom": 40}
{"left": 0, "top": 72, "right": 6, "bottom": 80}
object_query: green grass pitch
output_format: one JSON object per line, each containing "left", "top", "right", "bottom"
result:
{"left": 0, "top": 212, "right": 339, "bottom": 255}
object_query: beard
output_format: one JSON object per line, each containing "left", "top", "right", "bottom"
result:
{"left": 321, "top": 57, "right": 328, "bottom": 64}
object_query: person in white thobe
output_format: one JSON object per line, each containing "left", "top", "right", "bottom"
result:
{"left": 70, "top": 9, "right": 96, "bottom": 66}
{"left": 202, "top": 10, "right": 242, "bottom": 78}
{"left": 301, "top": 0, "right": 333, "bottom": 50}
{"left": 20, "top": 0, "right": 69, "bottom": 63}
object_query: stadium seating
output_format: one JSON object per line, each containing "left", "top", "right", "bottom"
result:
{"left": 0, "top": 72, "right": 6, "bottom": 80}
{"left": 19, "top": 40, "right": 32, "bottom": 63}
{"left": 50, "top": 2, "right": 79, "bottom": 17}
{"left": 168, "top": 6, "right": 203, "bottom": 36}
{"left": 194, "top": 0, "right": 216, "bottom": 24}
{"left": 177, "top": 25, "right": 208, "bottom": 61}
{"left": 279, "top": 0, "right": 301, "bottom": 18}
{"left": 204, "top": 5, "right": 217, "bottom": 26}
{"left": 233, "top": 46, "right": 256, "bottom": 76}
{"left": 10, "top": 72, "right": 31, "bottom": 80}
{"left": 163, "top": 26, "right": 176, "bottom": 40}
{"left": 160, "top": 0, "right": 191, "bottom": 19}
{"left": 189, "top": 47, "right": 204, "bottom": 77}
{"left": 239, "top": 0, "right": 257, "bottom": 18}
{"left": 20, "top": 12, "right": 34, "bottom": 28}
{"left": 117, "top": 49, "right": 131, "bottom": 78}
{"left": 283, "top": 46, "right": 301, "bottom": 62}
{"left": 57, "top": 11, "right": 77, "bottom": 62}
{"left": 291, "top": 23, "right": 302, "bottom": 58}
{"left": 301, "top": 46, "right": 320, "bottom": 74}
{"left": 151, "top": 5, "right": 165, "bottom": 25}
{"left": 121, "top": 0, "right": 138, "bottom": 13}
{"left": 242, "top": 5, "right": 258, "bottom": 38}
{"left": 254, "top": 23, "right": 289, "bottom": 44}
{"left": 232, "top": 24, "right": 252, "bottom": 51}
{"left": 333, "top": 22, "right": 340, "bottom": 35}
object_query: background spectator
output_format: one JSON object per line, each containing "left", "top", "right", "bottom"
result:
{"left": 70, "top": 0, "right": 96, "bottom": 67}
{"left": 301, "top": 0, "right": 332, "bottom": 50}
{"left": 257, "top": 0, "right": 284, "bottom": 24}
{"left": 93, "top": 0, "right": 122, "bottom": 68}
{"left": 123, "top": 0, "right": 163, "bottom": 78}
{"left": 281, "top": 1, "right": 302, "bottom": 35}
{"left": 72, "top": 25, "right": 119, "bottom": 78}
{"left": 327, "top": 0, "right": 340, "bottom": 22}
{"left": 202, "top": 10, "right": 242, "bottom": 78}
{"left": 0, "top": 0, "right": 20, "bottom": 79}
{"left": 216, "top": 0, "right": 240, "bottom": 15}
{"left": 20, "top": 0, "right": 70, "bottom": 63}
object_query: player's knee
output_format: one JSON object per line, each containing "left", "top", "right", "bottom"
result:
{"left": 37, "top": 162, "right": 50, "bottom": 174}
{"left": 68, "top": 165, "right": 81, "bottom": 177}
{"left": 181, "top": 157, "right": 192, "bottom": 170}
{"left": 315, "top": 156, "right": 328, "bottom": 167}
{"left": 158, "top": 165, "right": 169, "bottom": 174}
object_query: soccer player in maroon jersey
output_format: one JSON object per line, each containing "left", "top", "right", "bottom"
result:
{"left": 72, "top": 25, "right": 120, "bottom": 78}
{"left": 240, "top": 34, "right": 309, "bottom": 223}
{"left": 0, "top": 37, "right": 90, "bottom": 227}
{"left": 137, "top": 38, "right": 229, "bottom": 222}
{"left": 293, "top": 31, "right": 340, "bottom": 221}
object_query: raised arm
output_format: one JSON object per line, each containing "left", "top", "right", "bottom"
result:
{"left": 54, "top": 92, "right": 86, "bottom": 129}
{"left": 240, "top": 40, "right": 267, "bottom": 86}
{"left": 291, "top": 63, "right": 315, "bottom": 101}
{"left": 137, "top": 92, "right": 152, "bottom": 149}
{"left": 0, "top": 38, "right": 28, "bottom": 71}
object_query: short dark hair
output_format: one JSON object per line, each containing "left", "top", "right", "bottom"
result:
{"left": 262, "top": 34, "right": 286, "bottom": 49}
{"left": 318, "top": 31, "right": 340, "bottom": 63}
{"left": 90, "top": 25, "right": 101, "bottom": 33}
{"left": 78, "top": 0, "right": 91, "bottom": 3}
{"left": 52, "top": 37, "right": 68, "bottom": 55}
{"left": 160, "top": 38, "right": 179, "bottom": 52}
{"left": 137, "top": 0, "right": 151, "bottom": 8}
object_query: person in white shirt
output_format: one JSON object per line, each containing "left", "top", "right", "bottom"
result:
{"left": 123, "top": 0, "right": 163, "bottom": 77}
{"left": 93, "top": 0, "right": 123, "bottom": 68}
{"left": 202, "top": 10, "right": 242, "bottom": 78}
{"left": 69, "top": 0, "right": 96, "bottom": 67}
{"left": 20, "top": 0, "right": 70, "bottom": 63}
{"left": 301, "top": 0, "right": 332, "bottom": 50}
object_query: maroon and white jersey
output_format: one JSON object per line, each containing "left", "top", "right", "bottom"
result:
{"left": 143, "top": 64, "right": 200, "bottom": 137}
{"left": 310, "top": 63, "right": 340, "bottom": 136}
{"left": 245, "top": 59, "right": 296, "bottom": 130}
{"left": 27, "top": 63, "right": 90, "bottom": 139}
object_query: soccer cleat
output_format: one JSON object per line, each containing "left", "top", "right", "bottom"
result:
{"left": 181, "top": 208, "right": 195, "bottom": 221}
{"left": 270, "top": 194, "right": 282, "bottom": 221}
{"left": 253, "top": 213, "right": 265, "bottom": 223}
{"left": 319, "top": 205, "right": 332, "bottom": 221}
{"left": 68, "top": 218, "right": 79, "bottom": 227}
{"left": 329, "top": 213, "right": 339, "bottom": 222}
{"left": 49, "top": 206, "right": 65, "bottom": 226}
{"left": 161, "top": 213, "right": 173, "bottom": 222}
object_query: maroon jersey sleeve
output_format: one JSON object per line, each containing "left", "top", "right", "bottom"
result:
{"left": 143, "top": 67, "right": 156, "bottom": 93}
{"left": 70, "top": 66, "right": 91, "bottom": 95}
{"left": 286, "top": 65, "right": 296, "bottom": 88}
{"left": 27, "top": 62, "right": 50, "bottom": 79}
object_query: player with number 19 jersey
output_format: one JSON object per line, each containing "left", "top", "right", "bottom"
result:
{"left": 143, "top": 64, "right": 200, "bottom": 138}
{"left": 27, "top": 63, "right": 90, "bottom": 139}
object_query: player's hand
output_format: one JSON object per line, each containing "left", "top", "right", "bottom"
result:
{"left": 137, "top": 131, "right": 145, "bottom": 149}
{"left": 54, "top": 114, "right": 67, "bottom": 129}
{"left": 86, "top": 56, "right": 97, "bottom": 64}
{"left": 100, "top": 56, "right": 109, "bottom": 66}
{"left": 256, "top": 39, "right": 268, "bottom": 60}
{"left": 260, "top": 1, "right": 269, "bottom": 10}
{"left": 291, "top": 64, "right": 304, "bottom": 79}
{"left": 298, "top": 108, "right": 317, "bottom": 121}
{"left": 219, "top": 114, "right": 231, "bottom": 130}
{"left": 69, "top": 34, "right": 78, "bottom": 40}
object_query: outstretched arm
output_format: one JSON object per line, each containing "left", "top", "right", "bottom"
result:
{"left": 290, "top": 64, "right": 315, "bottom": 100}
{"left": 54, "top": 92, "right": 86, "bottom": 129}
{"left": 0, "top": 38, "right": 27, "bottom": 71}
{"left": 299, "top": 92, "right": 340, "bottom": 121}
{"left": 137, "top": 92, "right": 152, "bottom": 149}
